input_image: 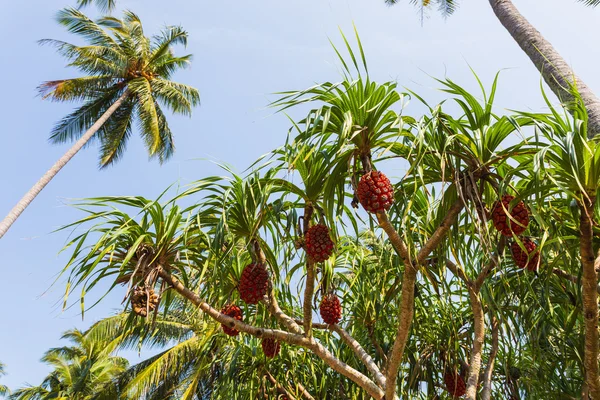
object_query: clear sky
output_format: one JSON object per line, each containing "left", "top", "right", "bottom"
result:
{"left": 0, "top": 0, "right": 598, "bottom": 391}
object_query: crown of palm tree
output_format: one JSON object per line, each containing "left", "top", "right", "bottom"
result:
{"left": 9, "top": 330, "right": 128, "bottom": 400}
{"left": 40, "top": 8, "right": 200, "bottom": 167}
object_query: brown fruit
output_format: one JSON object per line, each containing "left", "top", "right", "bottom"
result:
{"left": 511, "top": 237, "right": 539, "bottom": 271}
{"left": 261, "top": 338, "right": 281, "bottom": 358}
{"left": 444, "top": 370, "right": 466, "bottom": 398}
{"left": 131, "top": 286, "right": 159, "bottom": 317}
{"left": 319, "top": 294, "right": 342, "bottom": 325}
{"left": 491, "top": 195, "right": 529, "bottom": 236}
{"left": 357, "top": 171, "right": 394, "bottom": 213}
{"left": 305, "top": 224, "right": 334, "bottom": 263}
{"left": 238, "top": 263, "right": 269, "bottom": 305}
{"left": 221, "top": 304, "right": 243, "bottom": 336}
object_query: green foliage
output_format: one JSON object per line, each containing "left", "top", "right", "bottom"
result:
{"left": 9, "top": 330, "right": 128, "bottom": 400}
{"left": 40, "top": 33, "right": 600, "bottom": 400}
{"left": 40, "top": 8, "right": 199, "bottom": 167}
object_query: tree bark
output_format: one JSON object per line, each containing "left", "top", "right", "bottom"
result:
{"left": 488, "top": 0, "right": 600, "bottom": 136}
{"left": 0, "top": 91, "right": 129, "bottom": 239}
{"left": 579, "top": 197, "right": 600, "bottom": 399}
{"left": 481, "top": 317, "right": 499, "bottom": 400}
{"left": 465, "top": 290, "right": 485, "bottom": 400}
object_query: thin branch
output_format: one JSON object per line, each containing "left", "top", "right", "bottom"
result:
{"left": 265, "top": 289, "right": 303, "bottom": 335}
{"left": 296, "top": 382, "right": 316, "bottom": 400}
{"left": 295, "top": 319, "right": 386, "bottom": 388}
{"left": 303, "top": 204, "right": 315, "bottom": 337}
{"left": 465, "top": 290, "right": 485, "bottom": 400}
{"left": 445, "top": 260, "right": 472, "bottom": 287}
{"left": 417, "top": 199, "right": 464, "bottom": 263}
{"left": 265, "top": 370, "right": 296, "bottom": 400}
{"left": 474, "top": 237, "right": 506, "bottom": 291}
{"left": 376, "top": 212, "right": 411, "bottom": 262}
{"left": 552, "top": 267, "right": 600, "bottom": 294}
{"left": 331, "top": 324, "right": 387, "bottom": 388}
{"left": 481, "top": 316, "right": 499, "bottom": 400}
{"left": 158, "top": 269, "right": 385, "bottom": 399}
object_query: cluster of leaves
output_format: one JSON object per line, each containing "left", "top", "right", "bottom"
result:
{"left": 11, "top": 30, "right": 600, "bottom": 400}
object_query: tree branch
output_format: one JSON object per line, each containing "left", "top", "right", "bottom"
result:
{"left": 294, "top": 319, "right": 386, "bottom": 388}
{"left": 465, "top": 289, "right": 485, "bottom": 400}
{"left": 158, "top": 269, "right": 385, "bottom": 399}
{"left": 379, "top": 199, "right": 463, "bottom": 400}
{"left": 481, "top": 316, "right": 499, "bottom": 400}
{"left": 330, "top": 324, "right": 387, "bottom": 388}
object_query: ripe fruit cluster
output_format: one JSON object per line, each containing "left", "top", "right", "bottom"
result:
{"left": 444, "top": 370, "right": 466, "bottom": 398}
{"left": 510, "top": 237, "right": 539, "bottom": 271}
{"left": 357, "top": 171, "right": 394, "bottom": 213}
{"left": 491, "top": 195, "right": 529, "bottom": 236}
{"left": 238, "top": 263, "right": 269, "bottom": 304}
{"left": 261, "top": 338, "right": 281, "bottom": 358}
{"left": 305, "top": 224, "right": 334, "bottom": 262}
{"left": 221, "top": 304, "right": 243, "bottom": 336}
{"left": 320, "top": 294, "right": 342, "bottom": 325}
{"left": 131, "top": 286, "right": 159, "bottom": 317}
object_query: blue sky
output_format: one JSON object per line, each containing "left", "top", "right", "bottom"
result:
{"left": 0, "top": 0, "right": 598, "bottom": 390}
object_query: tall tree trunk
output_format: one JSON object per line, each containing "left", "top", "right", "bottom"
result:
{"left": 0, "top": 91, "right": 129, "bottom": 239}
{"left": 579, "top": 196, "right": 600, "bottom": 399}
{"left": 488, "top": 0, "right": 600, "bottom": 136}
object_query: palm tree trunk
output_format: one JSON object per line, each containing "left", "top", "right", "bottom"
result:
{"left": 579, "top": 196, "right": 600, "bottom": 399}
{"left": 0, "top": 91, "right": 129, "bottom": 239}
{"left": 488, "top": 0, "right": 600, "bottom": 136}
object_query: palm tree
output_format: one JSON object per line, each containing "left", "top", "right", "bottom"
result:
{"left": 0, "top": 8, "right": 200, "bottom": 240}
{"left": 9, "top": 330, "right": 128, "bottom": 400}
{"left": 385, "top": 0, "right": 600, "bottom": 137}
{"left": 76, "top": 0, "right": 115, "bottom": 12}
{"left": 0, "top": 362, "right": 9, "bottom": 397}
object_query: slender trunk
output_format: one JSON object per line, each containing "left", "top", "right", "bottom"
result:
{"left": 488, "top": 0, "right": 600, "bottom": 136}
{"left": 481, "top": 317, "right": 499, "bottom": 400}
{"left": 579, "top": 197, "right": 600, "bottom": 399}
{"left": 0, "top": 91, "right": 129, "bottom": 239}
{"left": 379, "top": 200, "right": 463, "bottom": 400}
{"left": 465, "top": 290, "right": 485, "bottom": 400}
{"left": 303, "top": 204, "right": 315, "bottom": 337}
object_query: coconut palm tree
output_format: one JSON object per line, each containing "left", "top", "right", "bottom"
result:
{"left": 0, "top": 362, "right": 9, "bottom": 397}
{"left": 384, "top": 0, "right": 600, "bottom": 137}
{"left": 76, "top": 0, "right": 115, "bottom": 11}
{"left": 9, "top": 330, "right": 128, "bottom": 400}
{"left": 0, "top": 8, "right": 200, "bottom": 240}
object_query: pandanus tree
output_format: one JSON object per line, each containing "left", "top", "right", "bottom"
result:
{"left": 0, "top": 8, "right": 200, "bottom": 239}
{"left": 9, "top": 330, "right": 128, "bottom": 400}
{"left": 51, "top": 34, "right": 600, "bottom": 399}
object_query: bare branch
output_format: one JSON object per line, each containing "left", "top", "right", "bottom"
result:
{"left": 159, "top": 269, "right": 385, "bottom": 399}
{"left": 481, "top": 316, "right": 499, "bottom": 400}
{"left": 294, "top": 319, "right": 386, "bottom": 387}
{"left": 331, "top": 324, "right": 387, "bottom": 388}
